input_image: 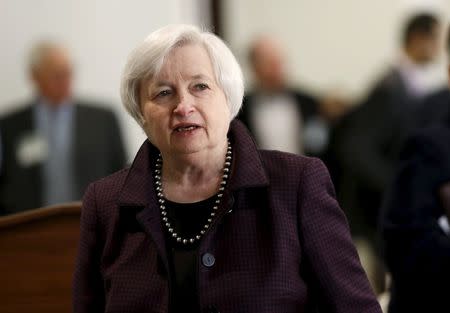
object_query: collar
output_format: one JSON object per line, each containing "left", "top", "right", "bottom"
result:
{"left": 117, "top": 119, "right": 269, "bottom": 207}
{"left": 35, "top": 96, "right": 73, "bottom": 112}
{"left": 33, "top": 98, "right": 74, "bottom": 127}
{"left": 116, "top": 119, "right": 269, "bottom": 269}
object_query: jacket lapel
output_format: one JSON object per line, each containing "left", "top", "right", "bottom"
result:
{"left": 117, "top": 141, "right": 169, "bottom": 267}
{"left": 228, "top": 119, "right": 269, "bottom": 191}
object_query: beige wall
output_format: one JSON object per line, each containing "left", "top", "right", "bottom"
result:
{"left": 223, "top": 0, "right": 450, "bottom": 102}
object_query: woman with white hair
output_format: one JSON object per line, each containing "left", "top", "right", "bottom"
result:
{"left": 73, "top": 24, "right": 381, "bottom": 313}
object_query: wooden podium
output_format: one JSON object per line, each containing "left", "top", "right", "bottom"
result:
{"left": 0, "top": 202, "right": 82, "bottom": 313}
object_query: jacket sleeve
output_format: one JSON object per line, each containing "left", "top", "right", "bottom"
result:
{"left": 298, "top": 158, "right": 382, "bottom": 312}
{"left": 73, "top": 182, "right": 105, "bottom": 312}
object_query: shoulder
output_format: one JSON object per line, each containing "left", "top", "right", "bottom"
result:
{"left": 426, "top": 87, "right": 450, "bottom": 102}
{"left": 416, "top": 88, "right": 450, "bottom": 124}
{"left": 290, "top": 88, "right": 317, "bottom": 104}
{"left": 84, "top": 167, "right": 130, "bottom": 204}
{"left": 0, "top": 105, "right": 33, "bottom": 124}
{"left": 380, "top": 67, "right": 403, "bottom": 88}
{"left": 259, "top": 150, "right": 330, "bottom": 185}
{"left": 0, "top": 106, "right": 34, "bottom": 139}
{"left": 74, "top": 102, "right": 121, "bottom": 131}
{"left": 401, "top": 126, "right": 450, "bottom": 162}
{"left": 75, "top": 101, "right": 118, "bottom": 119}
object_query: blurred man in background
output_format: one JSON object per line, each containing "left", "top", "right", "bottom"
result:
{"left": 0, "top": 40, "right": 126, "bottom": 215}
{"left": 239, "top": 35, "right": 333, "bottom": 157}
{"left": 381, "top": 26, "right": 450, "bottom": 311}
{"left": 333, "top": 12, "right": 444, "bottom": 294}
{"left": 381, "top": 120, "right": 450, "bottom": 313}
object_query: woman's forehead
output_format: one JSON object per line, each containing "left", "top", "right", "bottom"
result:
{"left": 152, "top": 45, "right": 215, "bottom": 83}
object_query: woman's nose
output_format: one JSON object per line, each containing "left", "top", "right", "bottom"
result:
{"left": 173, "top": 92, "right": 195, "bottom": 116}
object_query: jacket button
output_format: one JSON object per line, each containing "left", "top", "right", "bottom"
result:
{"left": 203, "top": 305, "right": 219, "bottom": 313}
{"left": 202, "top": 253, "right": 215, "bottom": 267}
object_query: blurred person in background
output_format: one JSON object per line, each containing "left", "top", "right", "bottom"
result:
{"left": 414, "top": 55, "right": 450, "bottom": 128}
{"left": 0, "top": 40, "right": 126, "bottom": 215}
{"left": 381, "top": 28, "right": 450, "bottom": 310}
{"left": 333, "top": 12, "right": 444, "bottom": 293}
{"left": 73, "top": 24, "right": 381, "bottom": 313}
{"left": 381, "top": 119, "right": 450, "bottom": 313}
{"left": 239, "top": 35, "right": 342, "bottom": 159}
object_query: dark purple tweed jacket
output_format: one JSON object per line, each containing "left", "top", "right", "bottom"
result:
{"left": 73, "top": 120, "right": 381, "bottom": 313}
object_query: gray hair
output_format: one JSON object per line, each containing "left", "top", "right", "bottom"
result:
{"left": 120, "top": 24, "right": 244, "bottom": 127}
{"left": 28, "top": 40, "right": 68, "bottom": 71}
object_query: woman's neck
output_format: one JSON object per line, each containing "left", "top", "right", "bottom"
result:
{"left": 160, "top": 141, "right": 228, "bottom": 203}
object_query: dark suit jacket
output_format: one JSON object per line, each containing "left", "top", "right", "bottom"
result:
{"left": 334, "top": 67, "right": 420, "bottom": 239}
{"left": 381, "top": 125, "right": 450, "bottom": 313}
{"left": 238, "top": 88, "right": 319, "bottom": 156}
{"left": 415, "top": 87, "right": 450, "bottom": 128}
{"left": 0, "top": 100, "right": 126, "bottom": 214}
{"left": 73, "top": 120, "right": 381, "bottom": 313}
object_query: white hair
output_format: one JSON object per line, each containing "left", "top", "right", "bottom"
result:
{"left": 120, "top": 24, "right": 244, "bottom": 127}
{"left": 28, "top": 40, "right": 68, "bottom": 71}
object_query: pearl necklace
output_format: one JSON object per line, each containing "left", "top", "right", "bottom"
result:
{"left": 154, "top": 141, "right": 232, "bottom": 245}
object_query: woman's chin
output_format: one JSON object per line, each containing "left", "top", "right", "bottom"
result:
{"left": 169, "top": 143, "right": 205, "bottom": 156}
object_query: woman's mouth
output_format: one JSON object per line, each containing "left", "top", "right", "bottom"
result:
{"left": 175, "top": 125, "right": 200, "bottom": 132}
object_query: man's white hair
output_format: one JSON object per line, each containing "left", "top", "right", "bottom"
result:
{"left": 120, "top": 24, "right": 244, "bottom": 127}
{"left": 28, "top": 40, "right": 68, "bottom": 71}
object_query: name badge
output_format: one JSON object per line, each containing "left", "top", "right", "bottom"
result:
{"left": 16, "top": 132, "right": 49, "bottom": 168}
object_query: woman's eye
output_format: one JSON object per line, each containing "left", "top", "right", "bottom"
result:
{"left": 194, "top": 83, "right": 209, "bottom": 91}
{"left": 156, "top": 90, "right": 171, "bottom": 98}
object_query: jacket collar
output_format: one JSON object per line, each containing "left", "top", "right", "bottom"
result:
{"left": 117, "top": 119, "right": 269, "bottom": 207}
{"left": 227, "top": 119, "right": 269, "bottom": 190}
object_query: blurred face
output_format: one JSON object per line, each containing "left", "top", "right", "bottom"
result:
{"left": 31, "top": 48, "right": 73, "bottom": 105}
{"left": 139, "top": 44, "right": 230, "bottom": 156}
{"left": 408, "top": 25, "right": 441, "bottom": 64}
{"left": 252, "top": 38, "right": 285, "bottom": 90}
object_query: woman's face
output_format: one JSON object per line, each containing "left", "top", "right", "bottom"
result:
{"left": 140, "top": 44, "right": 230, "bottom": 156}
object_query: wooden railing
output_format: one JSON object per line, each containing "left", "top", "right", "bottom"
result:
{"left": 0, "top": 202, "right": 82, "bottom": 313}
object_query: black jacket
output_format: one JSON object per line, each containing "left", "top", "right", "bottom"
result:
{"left": 0, "top": 101, "right": 126, "bottom": 214}
{"left": 381, "top": 124, "right": 450, "bottom": 313}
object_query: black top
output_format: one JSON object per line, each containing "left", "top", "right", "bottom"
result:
{"left": 163, "top": 196, "right": 216, "bottom": 313}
